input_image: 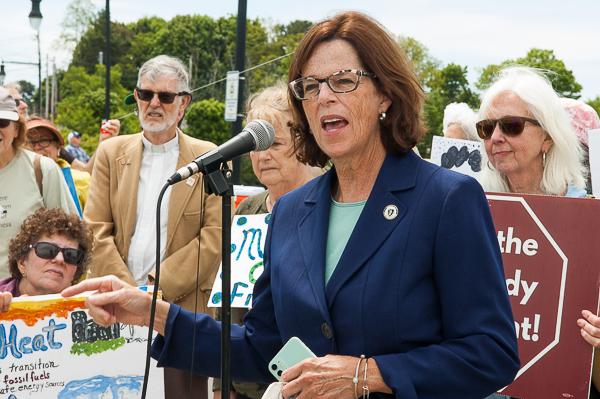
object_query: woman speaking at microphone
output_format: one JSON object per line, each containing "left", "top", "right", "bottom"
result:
{"left": 64, "top": 11, "right": 519, "bottom": 398}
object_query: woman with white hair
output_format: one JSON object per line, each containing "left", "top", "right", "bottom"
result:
{"left": 443, "top": 102, "right": 479, "bottom": 141}
{"left": 478, "top": 66, "right": 587, "bottom": 197}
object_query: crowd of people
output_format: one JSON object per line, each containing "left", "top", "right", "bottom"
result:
{"left": 1, "top": 9, "right": 599, "bottom": 399}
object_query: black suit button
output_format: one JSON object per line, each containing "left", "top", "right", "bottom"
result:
{"left": 321, "top": 323, "right": 332, "bottom": 339}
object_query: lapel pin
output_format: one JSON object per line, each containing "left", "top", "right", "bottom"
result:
{"left": 383, "top": 205, "right": 399, "bottom": 220}
{"left": 186, "top": 177, "right": 195, "bottom": 186}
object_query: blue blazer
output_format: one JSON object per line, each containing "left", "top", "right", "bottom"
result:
{"left": 153, "top": 151, "right": 520, "bottom": 398}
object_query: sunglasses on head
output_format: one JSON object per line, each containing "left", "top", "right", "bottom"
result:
{"left": 0, "top": 119, "right": 13, "bottom": 129}
{"left": 476, "top": 116, "right": 541, "bottom": 140}
{"left": 29, "top": 242, "right": 84, "bottom": 266}
{"left": 135, "top": 88, "right": 190, "bottom": 104}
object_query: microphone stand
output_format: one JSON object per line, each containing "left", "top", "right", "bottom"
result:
{"left": 198, "top": 153, "right": 234, "bottom": 399}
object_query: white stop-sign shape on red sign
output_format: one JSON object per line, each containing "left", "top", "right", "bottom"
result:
{"left": 487, "top": 195, "right": 567, "bottom": 382}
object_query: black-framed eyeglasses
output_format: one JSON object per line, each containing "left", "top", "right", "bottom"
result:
{"left": 289, "top": 69, "right": 377, "bottom": 101}
{"left": 0, "top": 119, "right": 13, "bottom": 129}
{"left": 29, "top": 242, "right": 85, "bottom": 266}
{"left": 28, "top": 137, "right": 56, "bottom": 148}
{"left": 476, "top": 116, "right": 541, "bottom": 140}
{"left": 135, "top": 88, "right": 191, "bottom": 104}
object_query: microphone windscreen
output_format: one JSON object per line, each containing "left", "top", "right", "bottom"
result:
{"left": 245, "top": 120, "right": 276, "bottom": 151}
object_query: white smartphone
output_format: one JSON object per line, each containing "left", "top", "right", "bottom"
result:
{"left": 269, "top": 337, "right": 316, "bottom": 380}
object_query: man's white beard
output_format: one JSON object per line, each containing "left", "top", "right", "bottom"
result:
{"left": 140, "top": 107, "right": 179, "bottom": 134}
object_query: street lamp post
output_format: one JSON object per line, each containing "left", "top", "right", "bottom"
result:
{"left": 29, "top": 0, "right": 43, "bottom": 114}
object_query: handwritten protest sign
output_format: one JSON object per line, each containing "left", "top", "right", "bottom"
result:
{"left": 487, "top": 193, "right": 600, "bottom": 398}
{"left": 208, "top": 214, "right": 270, "bottom": 308}
{"left": 430, "top": 136, "right": 482, "bottom": 181}
{"left": 0, "top": 287, "right": 163, "bottom": 399}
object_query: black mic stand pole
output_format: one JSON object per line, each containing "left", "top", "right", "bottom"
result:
{"left": 200, "top": 155, "right": 233, "bottom": 399}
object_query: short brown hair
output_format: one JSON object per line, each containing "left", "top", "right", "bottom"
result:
{"left": 8, "top": 208, "right": 94, "bottom": 282}
{"left": 288, "top": 11, "right": 427, "bottom": 167}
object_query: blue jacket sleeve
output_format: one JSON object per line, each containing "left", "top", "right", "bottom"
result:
{"left": 152, "top": 201, "right": 285, "bottom": 383}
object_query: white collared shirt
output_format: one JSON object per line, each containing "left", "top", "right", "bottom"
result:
{"left": 127, "top": 131, "right": 180, "bottom": 285}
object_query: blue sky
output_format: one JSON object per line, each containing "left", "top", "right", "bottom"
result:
{"left": 1, "top": 0, "right": 599, "bottom": 101}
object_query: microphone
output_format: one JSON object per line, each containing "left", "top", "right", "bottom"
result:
{"left": 168, "top": 119, "right": 275, "bottom": 185}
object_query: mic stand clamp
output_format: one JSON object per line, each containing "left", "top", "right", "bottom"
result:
{"left": 202, "top": 164, "right": 233, "bottom": 399}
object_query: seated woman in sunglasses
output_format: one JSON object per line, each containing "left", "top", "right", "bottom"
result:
{"left": 477, "top": 66, "right": 586, "bottom": 197}
{"left": 0, "top": 207, "right": 93, "bottom": 314}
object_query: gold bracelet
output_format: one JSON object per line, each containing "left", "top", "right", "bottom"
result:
{"left": 354, "top": 355, "right": 365, "bottom": 399}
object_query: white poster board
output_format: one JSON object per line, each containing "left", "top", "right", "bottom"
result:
{"left": 430, "top": 136, "right": 483, "bottom": 181}
{"left": 587, "top": 128, "right": 600, "bottom": 195}
{"left": 208, "top": 214, "right": 270, "bottom": 308}
{"left": 0, "top": 287, "right": 163, "bottom": 399}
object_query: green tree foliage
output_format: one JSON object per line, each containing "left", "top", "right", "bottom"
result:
{"left": 184, "top": 98, "right": 230, "bottom": 145}
{"left": 16, "top": 80, "right": 37, "bottom": 108}
{"left": 477, "top": 49, "right": 582, "bottom": 99}
{"left": 59, "top": 13, "right": 313, "bottom": 183}
{"left": 419, "top": 64, "right": 479, "bottom": 156}
{"left": 587, "top": 96, "right": 600, "bottom": 117}
{"left": 55, "top": 0, "right": 96, "bottom": 54}
{"left": 72, "top": 10, "right": 137, "bottom": 89}
{"left": 396, "top": 35, "right": 441, "bottom": 90}
{"left": 54, "top": 65, "right": 138, "bottom": 154}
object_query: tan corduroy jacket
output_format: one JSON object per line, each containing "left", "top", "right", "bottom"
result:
{"left": 83, "top": 130, "right": 222, "bottom": 313}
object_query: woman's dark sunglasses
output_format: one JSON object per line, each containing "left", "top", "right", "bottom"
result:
{"left": 29, "top": 242, "right": 84, "bottom": 266}
{"left": 476, "top": 116, "right": 541, "bottom": 140}
{"left": 0, "top": 119, "right": 13, "bottom": 129}
{"left": 135, "top": 88, "right": 190, "bottom": 104}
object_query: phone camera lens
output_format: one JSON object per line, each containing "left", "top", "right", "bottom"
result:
{"left": 271, "top": 364, "right": 277, "bottom": 370}
{"left": 277, "top": 370, "right": 283, "bottom": 377}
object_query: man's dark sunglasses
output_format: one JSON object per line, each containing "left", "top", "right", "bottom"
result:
{"left": 29, "top": 242, "right": 85, "bottom": 266}
{"left": 0, "top": 119, "right": 12, "bottom": 129}
{"left": 476, "top": 116, "right": 541, "bottom": 140}
{"left": 14, "top": 99, "right": 22, "bottom": 107}
{"left": 135, "top": 88, "right": 191, "bottom": 104}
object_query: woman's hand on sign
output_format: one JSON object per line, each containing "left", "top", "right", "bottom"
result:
{"left": 578, "top": 310, "right": 600, "bottom": 347}
{"left": 0, "top": 291, "right": 13, "bottom": 314}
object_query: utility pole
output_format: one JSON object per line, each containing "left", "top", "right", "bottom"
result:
{"left": 37, "top": 31, "right": 42, "bottom": 114}
{"left": 230, "top": 0, "right": 247, "bottom": 185}
{"left": 45, "top": 54, "right": 49, "bottom": 118}
{"left": 51, "top": 59, "right": 57, "bottom": 120}
{"left": 104, "top": 0, "right": 111, "bottom": 121}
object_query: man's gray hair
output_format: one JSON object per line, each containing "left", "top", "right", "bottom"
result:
{"left": 2, "top": 82, "right": 22, "bottom": 92}
{"left": 137, "top": 55, "right": 190, "bottom": 93}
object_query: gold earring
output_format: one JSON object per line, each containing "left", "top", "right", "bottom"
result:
{"left": 21, "top": 270, "right": 26, "bottom": 277}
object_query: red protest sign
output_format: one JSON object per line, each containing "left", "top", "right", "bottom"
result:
{"left": 486, "top": 193, "right": 600, "bottom": 399}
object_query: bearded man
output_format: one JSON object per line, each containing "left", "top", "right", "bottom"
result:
{"left": 83, "top": 55, "right": 222, "bottom": 399}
